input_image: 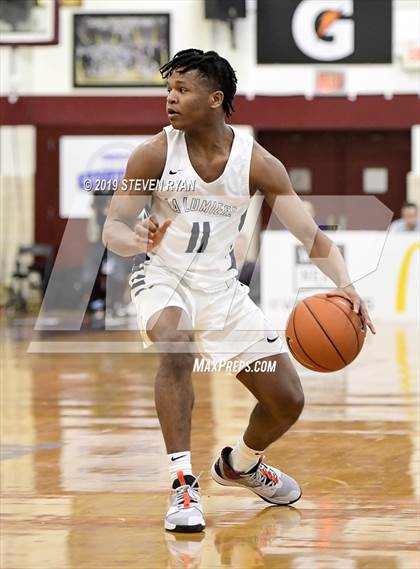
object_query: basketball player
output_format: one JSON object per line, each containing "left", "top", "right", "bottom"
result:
{"left": 103, "top": 49, "right": 375, "bottom": 533}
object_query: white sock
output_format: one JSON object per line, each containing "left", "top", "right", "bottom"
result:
{"left": 168, "top": 451, "right": 192, "bottom": 484}
{"left": 229, "top": 438, "right": 263, "bottom": 473}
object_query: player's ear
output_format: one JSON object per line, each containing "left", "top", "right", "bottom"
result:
{"left": 209, "top": 90, "right": 224, "bottom": 111}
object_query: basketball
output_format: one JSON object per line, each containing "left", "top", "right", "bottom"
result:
{"left": 285, "top": 293, "right": 366, "bottom": 372}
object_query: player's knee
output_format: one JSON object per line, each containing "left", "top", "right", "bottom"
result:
{"left": 158, "top": 329, "right": 193, "bottom": 344}
{"left": 269, "top": 386, "right": 304, "bottom": 426}
{"left": 158, "top": 331, "right": 195, "bottom": 377}
{"left": 284, "top": 388, "right": 305, "bottom": 424}
{"left": 159, "top": 351, "right": 194, "bottom": 379}
{"left": 153, "top": 329, "right": 194, "bottom": 352}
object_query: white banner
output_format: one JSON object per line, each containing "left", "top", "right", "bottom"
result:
{"left": 261, "top": 231, "right": 419, "bottom": 325}
{"left": 59, "top": 135, "right": 150, "bottom": 218}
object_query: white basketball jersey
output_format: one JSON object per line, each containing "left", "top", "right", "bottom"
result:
{"left": 146, "top": 125, "right": 254, "bottom": 290}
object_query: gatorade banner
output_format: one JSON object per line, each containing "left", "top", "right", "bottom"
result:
{"left": 257, "top": 0, "right": 392, "bottom": 64}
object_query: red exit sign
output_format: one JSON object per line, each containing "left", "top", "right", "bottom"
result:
{"left": 316, "top": 71, "right": 345, "bottom": 95}
{"left": 402, "top": 47, "right": 420, "bottom": 70}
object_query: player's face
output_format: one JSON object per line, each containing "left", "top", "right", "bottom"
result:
{"left": 166, "top": 69, "right": 221, "bottom": 129}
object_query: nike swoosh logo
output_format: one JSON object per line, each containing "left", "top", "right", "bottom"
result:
{"left": 169, "top": 169, "right": 182, "bottom": 175}
{"left": 267, "top": 336, "right": 279, "bottom": 343}
{"left": 171, "top": 454, "right": 187, "bottom": 461}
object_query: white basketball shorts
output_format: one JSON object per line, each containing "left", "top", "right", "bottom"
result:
{"left": 130, "top": 262, "right": 286, "bottom": 366}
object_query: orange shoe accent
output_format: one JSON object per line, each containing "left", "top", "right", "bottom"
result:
{"left": 259, "top": 466, "right": 279, "bottom": 485}
{"left": 177, "top": 471, "right": 191, "bottom": 509}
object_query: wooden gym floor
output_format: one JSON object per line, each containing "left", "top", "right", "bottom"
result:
{"left": 1, "top": 322, "right": 419, "bottom": 569}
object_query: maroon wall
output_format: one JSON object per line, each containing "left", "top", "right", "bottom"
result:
{"left": 1, "top": 94, "right": 418, "bottom": 263}
{"left": 1, "top": 94, "right": 419, "bottom": 129}
{"left": 259, "top": 130, "right": 411, "bottom": 222}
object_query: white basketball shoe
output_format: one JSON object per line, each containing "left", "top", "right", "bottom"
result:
{"left": 211, "top": 447, "right": 301, "bottom": 505}
{"left": 165, "top": 471, "right": 205, "bottom": 533}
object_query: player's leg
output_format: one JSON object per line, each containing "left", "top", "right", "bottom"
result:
{"left": 146, "top": 306, "right": 205, "bottom": 532}
{"left": 236, "top": 352, "right": 304, "bottom": 451}
{"left": 147, "top": 306, "right": 195, "bottom": 454}
{"left": 211, "top": 352, "right": 303, "bottom": 505}
{"left": 200, "top": 282, "right": 304, "bottom": 450}
{"left": 205, "top": 281, "right": 303, "bottom": 504}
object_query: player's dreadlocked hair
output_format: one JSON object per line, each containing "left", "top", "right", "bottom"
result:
{"left": 160, "top": 49, "right": 237, "bottom": 117}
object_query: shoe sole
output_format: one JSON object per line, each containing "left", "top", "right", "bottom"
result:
{"left": 210, "top": 462, "right": 302, "bottom": 506}
{"left": 165, "top": 521, "right": 205, "bottom": 533}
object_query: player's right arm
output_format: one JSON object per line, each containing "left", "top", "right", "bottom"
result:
{"left": 103, "top": 132, "right": 171, "bottom": 257}
{"left": 250, "top": 141, "right": 375, "bottom": 334}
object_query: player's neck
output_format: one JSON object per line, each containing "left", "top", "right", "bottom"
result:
{"left": 184, "top": 121, "right": 232, "bottom": 153}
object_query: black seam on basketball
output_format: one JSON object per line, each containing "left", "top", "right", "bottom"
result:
{"left": 291, "top": 304, "right": 330, "bottom": 371}
{"left": 318, "top": 296, "right": 361, "bottom": 354}
{"left": 302, "top": 300, "right": 347, "bottom": 366}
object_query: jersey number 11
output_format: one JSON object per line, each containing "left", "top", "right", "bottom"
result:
{"left": 185, "top": 221, "right": 210, "bottom": 253}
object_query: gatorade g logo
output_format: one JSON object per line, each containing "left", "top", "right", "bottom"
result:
{"left": 292, "top": 0, "right": 354, "bottom": 61}
{"left": 316, "top": 11, "right": 344, "bottom": 39}
{"left": 257, "top": 0, "right": 392, "bottom": 64}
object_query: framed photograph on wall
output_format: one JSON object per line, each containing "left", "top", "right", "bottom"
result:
{"left": 73, "top": 13, "right": 170, "bottom": 87}
{"left": 0, "top": 0, "right": 59, "bottom": 46}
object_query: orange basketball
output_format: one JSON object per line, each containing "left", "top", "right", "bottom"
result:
{"left": 285, "top": 293, "right": 366, "bottom": 372}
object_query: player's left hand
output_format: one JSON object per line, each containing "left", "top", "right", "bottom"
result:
{"left": 327, "top": 286, "right": 376, "bottom": 334}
